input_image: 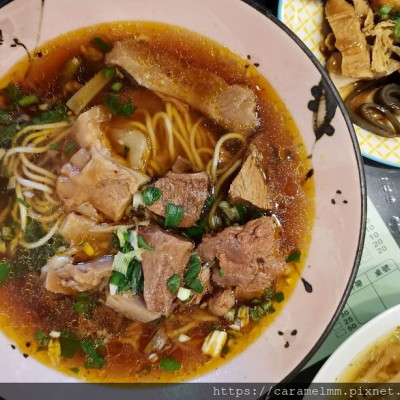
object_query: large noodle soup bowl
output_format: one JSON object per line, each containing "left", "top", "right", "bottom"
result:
{"left": 0, "top": 0, "right": 365, "bottom": 383}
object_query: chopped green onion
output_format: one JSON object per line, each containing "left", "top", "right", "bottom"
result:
{"left": 188, "top": 278, "right": 203, "bottom": 293}
{"left": 69, "top": 367, "right": 80, "bottom": 374}
{"left": 64, "top": 140, "right": 77, "bottom": 156}
{"left": 81, "top": 340, "right": 105, "bottom": 369}
{"left": 60, "top": 57, "right": 81, "bottom": 83}
{"left": 160, "top": 357, "right": 181, "bottom": 371}
{"left": 177, "top": 287, "right": 192, "bottom": 301}
{"left": 0, "top": 108, "right": 12, "bottom": 124}
{"left": 0, "top": 260, "right": 10, "bottom": 282}
{"left": 202, "top": 330, "right": 227, "bottom": 357}
{"left": 130, "top": 259, "right": 144, "bottom": 293}
{"left": 221, "top": 346, "right": 229, "bottom": 355}
{"left": 380, "top": 5, "right": 392, "bottom": 15}
{"left": 35, "top": 331, "right": 50, "bottom": 351}
{"left": 116, "top": 226, "right": 129, "bottom": 248}
{"left": 219, "top": 201, "right": 240, "bottom": 222}
{"left": 91, "top": 37, "right": 112, "bottom": 53}
{"left": 18, "top": 94, "right": 39, "bottom": 107}
{"left": 263, "top": 287, "right": 275, "bottom": 299}
{"left": 102, "top": 67, "right": 115, "bottom": 79}
{"left": 124, "top": 145, "right": 130, "bottom": 156}
{"left": 17, "top": 197, "right": 30, "bottom": 208}
{"left": 137, "top": 235, "right": 154, "bottom": 251}
{"left": 32, "top": 106, "right": 68, "bottom": 124}
{"left": 142, "top": 186, "right": 162, "bottom": 206}
{"left": 119, "top": 99, "right": 135, "bottom": 116}
{"left": 49, "top": 142, "right": 60, "bottom": 150}
{"left": 73, "top": 292, "right": 93, "bottom": 318}
{"left": 112, "top": 251, "right": 136, "bottom": 276}
{"left": 111, "top": 81, "right": 123, "bottom": 91}
{"left": 285, "top": 249, "right": 301, "bottom": 263}
{"left": 223, "top": 308, "right": 236, "bottom": 322}
{"left": 2, "top": 165, "right": 9, "bottom": 178}
{"left": 165, "top": 203, "right": 185, "bottom": 227}
{"left": 0, "top": 82, "right": 23, "bottom": 106}
{"left": 184, "top": 225, "right": 205, "bottom": 237}
{"left": 395, "top": 21, "right": 400, "bottom": 39}
{"left": 184, "top": 254, "right": 201, "bottom": 284}
{"left": 59, "top": 331, "right": 80, "bottom": 358}
{"left": 274, "top": 291, "right": 284, "bottom": 303}
{"left": 219, "top": 268, "right": 224, "bottom": 277}
{"left": 104, "top": 93, "right": 136, "bottom": 117}
{"left": 109, "top": 270, "right": 128, "bottom": 294}
{"left": 167, "top": 274, "right": 180, "bottom": 295}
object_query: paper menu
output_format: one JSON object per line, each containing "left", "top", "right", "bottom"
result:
{"left": 306, "top": 196, "right": 400, "bottom": 367}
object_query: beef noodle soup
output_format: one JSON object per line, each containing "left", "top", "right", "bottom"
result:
{"left": 0, "top": 21, "right": 314, "bottom": 382}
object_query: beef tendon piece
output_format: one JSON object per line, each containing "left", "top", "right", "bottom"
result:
{"left": 56, "top": 147, "right": 149, "bottom": 222}
{"left": 105, "top": 291, "right": 161, "bottom": 323}
{"left": 43, "top": 255, "right": 113, "bottom": 295}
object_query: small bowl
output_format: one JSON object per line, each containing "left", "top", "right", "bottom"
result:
{"left": 313, "top": 304, "right": 400, "bottom": 383}
{"left": 0, "top": 0, "right": 366, "bottom": 383}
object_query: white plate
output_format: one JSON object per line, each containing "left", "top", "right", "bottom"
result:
{"left": 0, "top": 0, "right": 366, "bottom": 383}
{"left": 278, "top": 0, "right": 400, "bottom": 168}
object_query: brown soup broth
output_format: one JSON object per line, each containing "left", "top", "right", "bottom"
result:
{"left": 0, "top": 22, "right": 314, "bottom": 382}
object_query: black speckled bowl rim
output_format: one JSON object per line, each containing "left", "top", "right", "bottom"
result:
{"left": 242, "top": 0, "right": 367, "bottom": 385}
{"left": 0, "top": 0, "right": 367, "bottom": 386}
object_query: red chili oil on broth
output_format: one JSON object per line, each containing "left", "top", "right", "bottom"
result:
{"left": 0, "top": 21, "right": 314, "bottom": 382}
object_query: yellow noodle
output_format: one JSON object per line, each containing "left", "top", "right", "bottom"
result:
{"left": 15, "top": 183, "right": 28, "bottom": 231}
{"left": 153, "top": 112, "right": 175, "bottom": 161}
{"left": 208, "top": 193, "right": 224, "bottom": 227}
{"left": 211, "top": 133, "right": 245, "bottom": 182}
{"left": 43, "top": 191, "right": 61, "bottom": 206}
{"left": 170, "top": 105, "right": 189, "bottom": 142}
{"left": 20, "top": 218, "right": 62, "bottom": 249}
{"left": 12, "top": 121, "right": 70, "bottom": 144}
{"left": 22, "top": 129, "right": 54, "bottom": 144}
{"left": 4, "top": 144, "right": 51, "bottom": 160}
{"left": 34, "top": 210, "right": 63, "bottom": 224}
{"left": 21, "top": 163, "right": 56, "bottom": 187}
{"left": 189, "top": 118, "right": 205, "bottom": 169}
{"left": 20, "top": 154, "right": 58, "bottom": 180}
{"left": 214, "top": 158, "right": 242, "bottom": 198}
{"left": 11, "top": 200, "right": 20, "bottom": 222}
{"left": 14, "top": 167, "right": 53, "bottom": 193}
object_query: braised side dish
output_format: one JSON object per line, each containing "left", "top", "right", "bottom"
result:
{"left": 0, "top": 22, "right": 314, "bottom": 382}
{"left": 323, "top": 0, "right": 400, "bottom": 137}
{"left": 339, "top": 326, "right": 400, "bottom": 382}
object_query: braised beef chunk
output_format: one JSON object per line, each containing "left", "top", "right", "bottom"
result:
{"left": 197, "top": 216, "right": 285, "bottom": 299}
{"left": 171, "top": 156, "right": 194, "bottom": 173}
{"left": 208, "top": 289, "right": 236, "bottom": 316}
{"left": 146, "top": 170, "right": 209, "bottom": 227}
{"left": 188, "top": 266, "right": 211, "bottom": 305}
{"left": 229, "top": 154, "right": 271, "bottom": 210}
{"left": 139, "top": 225, "right": 194, "bottom": 315}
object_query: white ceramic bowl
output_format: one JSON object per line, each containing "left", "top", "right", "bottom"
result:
{"left": 0, "top": 0, "right": 366, "bottom": 383}
{"left": 313, "top": 304, "right": 400, "bottom": 382}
